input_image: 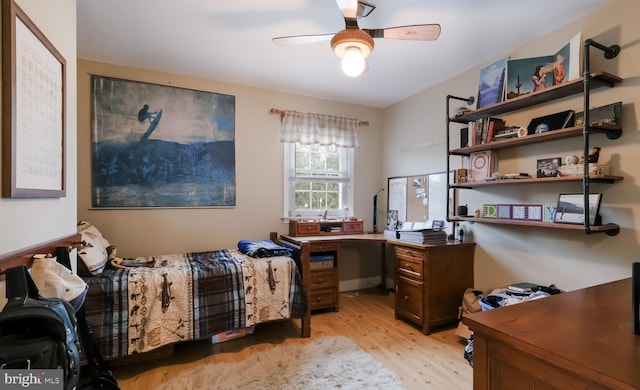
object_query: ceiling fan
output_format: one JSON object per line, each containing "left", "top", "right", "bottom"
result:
{"left": 272, "top": 0, "right": 441, "bottom": 77}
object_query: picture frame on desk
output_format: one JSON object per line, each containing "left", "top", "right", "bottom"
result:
{"left": 554, "top": 193, "right": 602, "bottom": 225}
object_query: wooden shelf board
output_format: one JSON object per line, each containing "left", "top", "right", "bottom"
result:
{"left": 450, "top": 216, "right": 619, "bottom": 234}
{"left": 451, "top": 175, "right": 623, "bottom": 188}
{"left": 450, "top": 125, "right": 621, "bottom": 155}
{"left": 451, "top": 72, "right": 622, "bottom": 123}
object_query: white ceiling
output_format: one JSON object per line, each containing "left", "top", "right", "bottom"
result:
{"left": 76, "top": 0, "right": 613, "bottom": 108}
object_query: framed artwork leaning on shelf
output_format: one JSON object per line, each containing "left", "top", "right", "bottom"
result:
{"left": 554, "top": 193, "right": 602, "bottom": 225}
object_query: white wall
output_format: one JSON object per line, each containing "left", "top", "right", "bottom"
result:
{"left": 0, "top": 0, "right": 77, "bottom": 254}
{"left": 382, "top": 0, "right": 639, "bottom": 291}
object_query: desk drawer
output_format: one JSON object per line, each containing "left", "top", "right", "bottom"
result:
{"left": 396, "top": 275, "right": 423, "bottom": 325}
{"left": 310, "top": 269, "right": 337, "bottom": 290}
{"left": 342, "top": 221, "right": 363, "bottom": 233}
{"left": 310, "top": 288, "right": 337, "bottom": 310}
{"left": 294, "top": 223, "right": 321, "bottom": 235}
{"left": 396, "top": 257, "right": 423, "bottom": 280}
{"left": 395, "top": 246, "right": 425, "bottom": 260}
{"left": 309, "top": 242, "right": 339, "bottom": 252}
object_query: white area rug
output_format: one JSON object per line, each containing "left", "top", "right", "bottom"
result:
{"left": 156, "top": 336, "right": 404, "bottom": 390}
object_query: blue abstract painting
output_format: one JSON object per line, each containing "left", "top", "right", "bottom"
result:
{"left": 91, "top": 76, "right": 235, "bottom": 208}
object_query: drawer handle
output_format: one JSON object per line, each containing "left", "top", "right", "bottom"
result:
{"left": 404, "top": 263, "right": 412, "bottom": 269}
{"left": 316, "top": 296, "right": 322, "bottom": 301}
{"left": 404, "top": 295, "right": 410, "bottom": 301}
{"left": 317, "top": 278, "right": 323, "bottom": 283}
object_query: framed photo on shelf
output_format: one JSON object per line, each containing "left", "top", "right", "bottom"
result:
{"left": 526, "top": 205, "right": 543, "bottom": 221}
{"left": 511, "top": 205, "right": 527, "bottom": 220}
{"left": 2, "top": 0, "right": 66, "bottom": 198}
{"left": 497, "top": 204, "right": 512, "bottom": 219}
{"left": 554, "top": 193, "right": 602, "bottom": 225}
{"left": 536, "top": 157, "right": 561, "bottom": 178}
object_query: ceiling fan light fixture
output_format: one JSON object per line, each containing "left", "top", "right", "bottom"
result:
{"left": 341, "top": 47, "right": 367, "bottom": 77}
{"left": 331, "top": 29, "right": 374, "bottom": 58}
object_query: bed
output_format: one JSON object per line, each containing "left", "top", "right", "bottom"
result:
{"left": 0, "top": 224, "right": 311, "bottom": 363}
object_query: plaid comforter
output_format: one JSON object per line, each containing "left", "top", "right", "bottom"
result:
{"left": 82, "top": 249, "right": 307, "bottom": 360}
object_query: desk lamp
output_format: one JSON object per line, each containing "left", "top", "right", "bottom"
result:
{"left": 371, "top": 188, "right": 385, "bottom": 233}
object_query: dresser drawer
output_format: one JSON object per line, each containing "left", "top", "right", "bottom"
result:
{"left": 309, "top": 288, "right": 337, "bottom": 310}
{"left": 310, "top": 269, "right": 337, "bottom": 290}
{"left": 309, "top": 242, "right": 339, "bottom": 252}
{"left": 395, "top": 275, "right": 424, "bottom": 325}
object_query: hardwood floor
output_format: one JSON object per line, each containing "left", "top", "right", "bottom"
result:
{"left": 105, "top": 289, "right": 473, "bottom": 389}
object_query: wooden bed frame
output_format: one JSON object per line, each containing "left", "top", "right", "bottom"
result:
{"left": 0, "top": 232, "right": 311, "bottom": 339}
{"left": 0, "top": 232, "right": 82, "bottom": 277}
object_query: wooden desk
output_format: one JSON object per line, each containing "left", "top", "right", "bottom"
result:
{"left": 280, "top": 233, "right": 387, "bottom": 312}
{"left": 464, "top": 278, "right": 640, "bottom": 390}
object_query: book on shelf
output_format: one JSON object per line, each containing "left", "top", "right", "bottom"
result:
{"left": 469, "top": 117, "right": 506, "bottom": 145}
{"left": 507, "top": 282, "right": 540, "bottom": 293}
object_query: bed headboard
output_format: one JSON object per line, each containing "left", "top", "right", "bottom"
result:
{"left": 0, "top": 233, "right": 82, "bottom": 277}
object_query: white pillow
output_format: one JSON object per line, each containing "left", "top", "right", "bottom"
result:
{"left": 77, "top": 221, "right": 110, "bottom": 275}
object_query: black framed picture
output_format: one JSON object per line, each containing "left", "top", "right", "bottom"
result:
{"left": 536, "top": 157, "right": 561, "bottom": 178}
{"left": 554, "top": 193, "right": 602, "bottom": 225}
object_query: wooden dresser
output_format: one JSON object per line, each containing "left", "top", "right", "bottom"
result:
{"left": 464, "top": 278, "right": 640, "bottom": 390}
{"left": 391, "top": 240, "right": 475, "bottom": 334}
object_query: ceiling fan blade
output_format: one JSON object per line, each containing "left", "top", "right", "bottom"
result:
{"left": 365, "top": 24, "right": 441, "bottom": 41}
{"left": 272, "top": 33, "right": 335, "bottom": 46}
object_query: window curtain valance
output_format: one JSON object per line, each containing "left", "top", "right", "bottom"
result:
{"left": 279, "top": 110, "right": 359, "bottom": 148}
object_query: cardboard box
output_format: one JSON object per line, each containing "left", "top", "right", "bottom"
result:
{"left": 557, "top": 163, "right": 609, "bottom": 178}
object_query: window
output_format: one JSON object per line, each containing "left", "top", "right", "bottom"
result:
{"left": 284, "top": 143, "right": 353, "bottom": 219}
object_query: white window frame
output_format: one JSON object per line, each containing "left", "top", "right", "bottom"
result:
{"left": 284, "top": 143, "right": 354, "bottom": 219}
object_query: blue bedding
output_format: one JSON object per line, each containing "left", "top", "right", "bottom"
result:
{"left": 237, "top": 239, "right": 292, "bottom": 258}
